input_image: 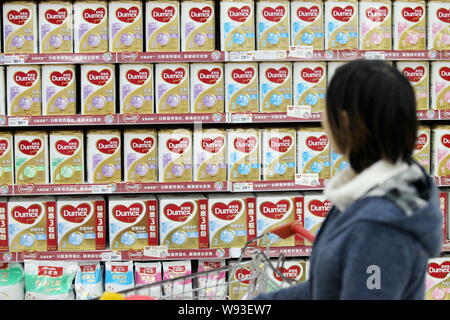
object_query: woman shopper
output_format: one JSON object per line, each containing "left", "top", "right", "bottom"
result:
{"left": 256, "top": 59, "right": 442, "bottom": 300}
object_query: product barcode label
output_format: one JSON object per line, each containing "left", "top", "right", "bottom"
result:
{"left": 253, "top": 50, "right": 287, "bottom": 60}
{"left": 364, "top": 52, "right": 386, "bottom": 60}
{"left": 8, "top": 117, "right": 29, "bottom": 126}
{"left": 230, "top": 113, "right": 253, "bottom": 123}
{"left": 287, "top": 105, "right": 312, "bottom": 119}
{"left": 101, "top": 252, "right": 122, "bottom": 261}
{"left": 4, "top": 55, "right": 26, "bottom": 64}
{"left": 288, "top": 46, "right": 314, "bottom": 59}
{"left": 295, "top": 174, "right": 320, "bottom": 187}
{"left": 228, "top": 51, "right": 254, "bottom": 62}
{"left": 91, "top": 185, "right": 114, "bottom": 194}
{"left": 233, "top": 182, "right": 254, "bottom": 192}
{"left": 144, "top": 246, "right": 168, "bottom": 258}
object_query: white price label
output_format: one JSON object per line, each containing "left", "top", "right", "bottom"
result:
{"left": 101, "top": 252, "right": 122, "bottom": 261}
{"left": 253, "top": 50, "right": 287, "bottom": 60}
{"left": 230, "top": 113, "right": 253, "bottom": 123}
{"left": 233, "top": 182, "right": 254, "bottom": 192}
{"left": 228, "top": 51, "right": 254, "bottom": 62}
{"left": 144, "top": 246, "right": 168, "bottom": 258}
{"left": 288, "top": 46, "right": 314, "bottom": 59}
{"left": 91, "top": 185, "right": 114, "bottom": 194}
{"left": 4, "top": 55, "right": 26, "bottom": 64}
{"left": 8, "top": 117, "right": 29, "bottom": 126}
{"left": 364, "top": 51, "right": 386, "bottom": 60}
{"left": 295, "top": 174, "right": 320, "bottom": 187}
{"left": 287, "top": 105, "right": 312, "bottom": 119}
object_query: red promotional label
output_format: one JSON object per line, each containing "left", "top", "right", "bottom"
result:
{"left": 235, "top": 268, "right": 251, "bottom": 284}
{"left": 131, "top": 137, "right": 154, "bottom": 154}
{"left": 274, "top": 265, "right": 302, "bottom": 281}
{"left": 111, "top": 265, "right": 129, "bottom": 273}
{"left": 212, "top": 201, "right": 242, "bottom": 221}
{"left": 231, "top": 68, "right": 255, "bottom": 84}
{"left": 14, "top": 71, "right": 38, "bottom": 87}
{"left": 163, "top": 202, "right": 195, "bottom": 222}
{"left": 19, "top": 139, "right": 42, "bottom": 156}
{"left": 198, "top": 68, "right": 221, "bottom": 85}
{"left": 402, "top": 66, "right": 425, "bottom": 83}
{"left": 228, "top": 6, "right": 251, "bottom": 22}
{"left": 50, "top": 70, "right": 73, "bottom": 87}
{"left": 166, "top": 137, "right": 189, "bottom": 154}
{"left": 38, "top": 266, "right": 63, "bottom": 277}
{"left": 87, "top": 69, "right": 111, "bottom": 86}
{"left": 269, "top": 136, "right": 292, "bottom": 152}
{"left": 331, "top": 6, "right": 355, "bottom": 22}
{"left": 415, "top": 133, "right": 427, "bottom": 150}
{"left": 95, "top": 200, "right": 106, "bottom": 250}
{"left": 246, "top": 197, "right": 256, "bottom": 243}
{"left": 60, "top": 203, "right": 91, "bottom": 223}
{"left": 112, "top": 203, "right": 144, "bottom": 223}
{"left": 308, "top": 199, "right": 332, "bottom": 217}
{"left": 428, "top": 261, "right": 450, "bottom": 279}
{"left": 297, "top": 6, "right": 320, "bottom": 22}
{"left": 402, "top": 6, "right": 424, "bottom": 22}
{"left": 366, "top": 6, "right": 389, "bottom": 23}
{"left": 262, "top": 6, "right": 286, "bottom": 22}
{"left": 201, "top": 137, "right": 224, "bottom": 153}
{"left": 7, "top": 9, "right": 30, "bottom": 25}
{"left": 80, "top": 265, "right": 97, "bottom": 273}
{"left": 189, "top": 6, "right": 212, "bottom": 23}
{"left": 301, "top": 67, "right": 324, "bottom": 83}
{"left": 266, "top": 67, "right": 289, "bottom": 84}
{"left": 55, "top": 139, "right": 79, "bottom": 155}
{"left": 162, "top": 68, "right": 185, "bottom": 84}
{"left": 0, "top": 140, "right": 9, "bottom": 157}
{"left": 126, "top": 68, "right": 150, "bottom": 85}
{"left": 440, "top": 67, "right": 450, "bottom": 81}
{"left": 116, "top": 6, "right": 140, "bottom": 23}
{"left": 45, "top": 8, "right": 68, "bottom": 24}
{"left": 140, "top": 267, "right": 157, "bottom": 274}
{"left": 152, "top": 6, "right": 176, "bottom": 23}
{"left": 306, "top": 135, "right": 328, "bottom": 151}
{"left": 234, "top": 137, "right": 257, "bottom": 153}
{"left": 96, "top": 138, "right": 119, "bottom": 154}
{"left": 168, "top": 265, "right": 186, "bottom": 273}
{"left": 259, "top": 200, "right": 290, "bottom": 219}
{"left": 83, "top": 8, "right": 106, "bottom": 24}
{"left": 437, "top": 8, "right": 450, "bottom": 23}
{"left": 441, "top": 134, "right": 450, "bottom": 148}
{"left": 11, "top": 204, "right": 42, "bottom": 224}
{"left": 147, "top": 200, "right": 158, "bottom": 246}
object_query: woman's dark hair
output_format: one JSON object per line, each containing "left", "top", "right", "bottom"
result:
{"left": 326, "top": 59, "right": 418, "bottom": 173}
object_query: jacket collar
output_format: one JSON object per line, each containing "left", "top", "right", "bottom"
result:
{"left": 324, "top": 159, "right": 409, "bottom": 211}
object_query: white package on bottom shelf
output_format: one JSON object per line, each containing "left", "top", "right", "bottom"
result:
{"left": 134, "top": 262, "right": 162, "bottom": 299}
{"left": 197, "top": 260, "right": 227, "bottom": 300}
{"left": 104, "top": 261, "right": 134, "bottom": 296}
{"left": 162, "top": 260, "right": 192, "bottom": 299}
{"left": 426, "top": 257, "right": 450, "bottom": 300}
{"left": 24, "top": 260, "right": 77, "bottom": 300}
{"left": 75, "top": 262, "right": 104, "bottom": 300}
{"left": 0, "top": 263, "right": 24, "bottom": 300}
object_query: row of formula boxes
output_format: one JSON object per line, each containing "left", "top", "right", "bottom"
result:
{"left": 0, "top": 191, "right": 330, "bottom": 253}
{"left": 0, "top": 124, "right": 447, "bottom": 185}
{"left": 0, "top": 0, "right": 449, "bottom": 54}
{"left": 0, "top": 258, "right": 310, "bottom": 300}
{"left": 1, "top": 60, "right": 449, "bottom": 117}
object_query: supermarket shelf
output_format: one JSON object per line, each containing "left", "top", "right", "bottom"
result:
{"left": 232, "top": 180, "right": 326, "bottom": 192}
{"left": 0, "top": 51, "right": 226, "bottom": 65}
{"left": 231, "top": 246, "right": 313, "bottom": 258}
{"left": 436, "top": 177, "right": 450, "bottom": 187}
{"left": 2, "top": 113, "right": 227, "bottom": 127}
{"left": 2, "top": 111, "right": 449, "bottom": 127}
{"left": 0, "top": 248, "right": 231, "bottom": 262}
{"left": 7, "top": 181, "right": 228, "bottom": 196}
{"left": 229, "top": 50, "right": 450, "bottom": 62}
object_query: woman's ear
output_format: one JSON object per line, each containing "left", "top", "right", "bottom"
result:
{"left": 340, "top": 111, "right": 350, "bottom": 131}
